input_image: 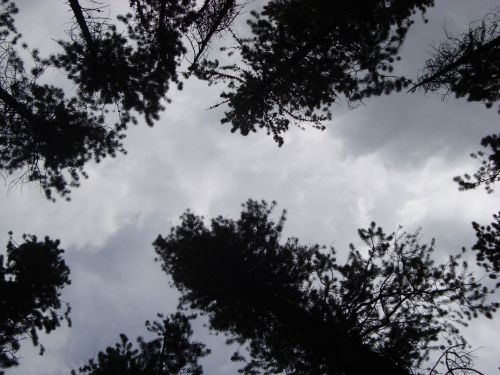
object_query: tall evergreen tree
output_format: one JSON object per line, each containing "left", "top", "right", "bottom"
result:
{"left": 0, "top": 0, "right": 123, "bottom": 200}
{"left": 0, "top": 233, "right": 71, "bottom": 372}
{"left": 154, "top": 200, "right": 497, "bottom": 375}
{"left": 0, "top": 0, "right": 239, "bottom": 199}
{"left": 1, "top": 0, "right": 241, "bottom": 199}
{"left": 195, "top": 0, "right": 435, "bottom": 144}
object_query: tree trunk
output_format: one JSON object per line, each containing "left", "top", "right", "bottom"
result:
{"left": 68, "top": 0, "right": 97, "bottom": 55}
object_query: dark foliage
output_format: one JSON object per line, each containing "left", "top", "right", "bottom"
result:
{"left": 3, "top": 0, "right": 497, "bottom": 199}
{"left": 454, "top": 133, "right": 500, "bottom": 193}
{"left": 52, "top": 0, "right": 241, "bottom": 127}
{"left": 452, "top": 134, "right": 499, "bottom": 285}
{"left": 73, "top": 312, "right": 209, "bottom": 375}
{"left": 196, "top": 0, "right": 435, "bottom": 144}
{"left": 411, "top": 10, "right": 500, "bottom": 112}
{"left": 51, "top": 0, "right": 194, "bottom": 127}
{"left": 0, "top": 0, "right": 124, "bottom": 200}
{"left": 154, "top": 200, "right": 497, "bottom": 375}
{"left": 0, "top": 0, "right": 241, "bottom": 200}
{"left": 0, "top": 233, "right": 71, "bottom": 372}
{"left": 471, "top": 212, "right": 500, "bottom": 280}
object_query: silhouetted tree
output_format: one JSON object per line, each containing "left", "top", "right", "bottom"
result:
{"left": 51, "top": 0, "right": 242, "bottom": 126}
{"left": 154, "top": 200, "right": 497, "bottom": 375}
{"left": 73, "top": 312, "right": 209, "bottom": 375}
{"left": 52, "top": 0, "right": 186, "bottom": 127}
{"left": 0, "top": 0, "right": 240, "bottom": 199}
{"left": 453, "top": 135, "right": 499, "bottom": 279}
{"left": 195, "top": 0, "right": 435, "bottom": 144}
{"left": 454, "top": 133, "right": 500, "bottom": 194}
{"left": 436, "top": 10, "right": 500, "bottom": 199}
{"left": 3, "top": 0, "right": 497, "bottom": 198}
{"left": 0, "top": 233, "right": 71, "bottom": 372}
{"left": 410, "top": 10, "right": 499, "bottom": 112}
{"left": 0, "top": 0, "right": 124, "bottom": 200}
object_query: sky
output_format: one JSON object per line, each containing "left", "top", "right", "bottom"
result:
{"left": 2, "top": 0, "right": 499, "bottom": 374}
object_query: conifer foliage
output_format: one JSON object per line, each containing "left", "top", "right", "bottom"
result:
{"left": 454, "top": 133, "right": 500, "bottom": 194}
{"left": 154, "top": 200, "right": 498, "bottom": 375}
{"left": 0, "top": 0, "right": 122, "bottom": 200}
{"left": 2, "top": 0, "right": 498, "bottom": 197}
{"left": 196, "top": 0, "right": 436, "bottom": 144}
{"left": 471, "top": 212, "right": 500, "bottom": 280}
{"left": 73, "top": 313, "right": 209, "bottom": 375}
{"left": 0, "top": 0, "right": 239, "bottom": 199}
{"left": 0, "top": 233, "right": 70, "bottom": 371}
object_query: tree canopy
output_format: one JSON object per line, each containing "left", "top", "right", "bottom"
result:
{"left": 51, "top": 0, "right": 242, "bottom": 128}
{"left": 73, "top": 312, "right": 209, "bottom": 375}
{"left": 2, "top": 0, "right": 498, "bottom": 197}
{"left": 411, "top": 10, "right": 500, "bottom": 112}
{"left": 196, "top": 0, "right": 435, "bottom": 144}
{"left": 0, "top": 233, "right": 71, "bottom": 372}
{"left": 0, "top": 0, "right": 239, "bottom": 199}
{"left": 0, "top": 0, "right": 124, "bottom": 200}
{"left": 154, "top": 200, "right": 498, "bottom": 375}
{"left": 1, "top": 0, "right": 499, "bottom": 373}
{"left": 52, "top": 0, "right": 191, "bottom": 127}
{"left": 1, "top": 0, "right": 499, "bottom": 372}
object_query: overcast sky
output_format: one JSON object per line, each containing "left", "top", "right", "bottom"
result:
{"left": 2, "top": 0, "right": 499, "bottom": 374}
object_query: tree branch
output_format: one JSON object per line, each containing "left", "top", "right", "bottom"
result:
{"left": 408, "top": 35, "right": 500, "bottom": 93}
